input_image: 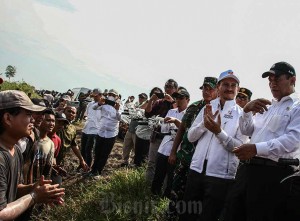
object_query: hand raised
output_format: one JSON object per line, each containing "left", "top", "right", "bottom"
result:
{"left": 243, "top": 98, "right": 271, "bottom": 114}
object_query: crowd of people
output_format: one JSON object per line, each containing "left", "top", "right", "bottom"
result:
{"left": 0, "top": 61, "right": 299, "bottom": 220}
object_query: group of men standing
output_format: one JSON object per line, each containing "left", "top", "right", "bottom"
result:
{"left": 0, "top": 61, "right": 299, "bottom": 221}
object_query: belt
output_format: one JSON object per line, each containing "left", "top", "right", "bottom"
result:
{"left": 241, "top": 157, "right": 287, "bottom": 168}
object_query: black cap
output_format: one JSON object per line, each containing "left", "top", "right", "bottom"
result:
{"left": 138, "top": 93, "right": 148, "bottom": 99}
{"left": 172, "top": 88, "right": 190, "bottom": 99}
{"left": 31, "top": 98, "right": 46, "bottom": 107}
{"left": 262, "top": 62, "right": 296, "bottom": 78}
{"left": 54, "top": 112, "right": 69, "bottom": 124}
{"left": 238, "top": 87, "right": 252, "bottom": 100}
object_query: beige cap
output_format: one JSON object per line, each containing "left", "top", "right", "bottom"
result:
{"left": 0, "top": 90, "right": 46, "bottom": 112}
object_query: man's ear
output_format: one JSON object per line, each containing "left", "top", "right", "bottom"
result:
{"left": 291, "top": 76, "right": 296, "bottom": 86}
{"left": 3, "top": 112, "right": 12, "bottom": 128}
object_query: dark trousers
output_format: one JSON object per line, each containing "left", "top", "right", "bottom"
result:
{"left": 76, "top": 104, "right": 87, "bottom": 121}
{"left": 151, "top": 152, "right": 175, "bottom": 198}
{"left": 91, "top": 136, "right": 116, "bottom": 175}
{"left": 134, "top": 136, "right": 150, "bottom": 167}
{"left": 179, "top": 169, "right": 234, "bottom": 221}
{"left": 81, "top": 133, "right": 96, "bottom": 167}
{"left": 222, "top": 163, "right": 295, "bottom": 221}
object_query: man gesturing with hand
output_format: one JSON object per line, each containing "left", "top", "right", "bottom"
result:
{"left": 179, "top": 70, "right": 248, "bottom": 221}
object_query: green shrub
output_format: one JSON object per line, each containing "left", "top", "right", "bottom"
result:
{"left": 0, "top": 80, "right": 41, "bottom": 98}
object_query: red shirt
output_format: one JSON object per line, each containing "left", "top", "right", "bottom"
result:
{"left": 48, "top": 133, "right": 61, "bottom": 158}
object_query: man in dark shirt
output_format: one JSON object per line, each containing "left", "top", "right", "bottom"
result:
{"left": 144, "top": 79, "right": 178, "bottom": 184}
{"left": 0, "top": 90, "right": 65, "bottom": 220}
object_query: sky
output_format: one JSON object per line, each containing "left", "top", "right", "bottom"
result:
{"left": 1, "top": 0, "right": 300, "bottom": 103}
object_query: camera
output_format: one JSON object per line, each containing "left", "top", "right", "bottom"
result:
{"left": 155, "top": 92, "right": 165, "bottom": 99}
{"left": 104, "top": 98, "right": 116, "bottom": 106}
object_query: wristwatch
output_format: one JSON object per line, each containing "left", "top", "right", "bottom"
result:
{"left": 30, "top": 191, "right": 37, "bottom": 204}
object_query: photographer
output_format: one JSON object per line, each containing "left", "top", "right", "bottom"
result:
{"left": 87, "top": 89, "right": 122, "bottom": 178}
{"left": 145, "top": 79, "right": 178, "bottom": 184}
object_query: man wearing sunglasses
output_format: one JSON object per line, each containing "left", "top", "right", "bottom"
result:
{"left": 236, "top": 87, "right": 252, "bottom": 108}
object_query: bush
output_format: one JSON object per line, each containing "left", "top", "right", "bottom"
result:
{"left": 0, "top": 80, "right": 41, "bottom": 98}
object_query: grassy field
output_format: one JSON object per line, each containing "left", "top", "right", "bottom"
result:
{"left": 32, "top": 166, "right": 169, "bottom": 221}
{"left": 31, "top": 124, "right": 169, "bottom": 221}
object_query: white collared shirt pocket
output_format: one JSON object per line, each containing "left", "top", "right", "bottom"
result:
{"left": 268, "top": 114, "right": 290, "bottom": 135}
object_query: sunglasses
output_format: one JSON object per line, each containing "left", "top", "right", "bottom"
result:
{"left": 236, "top": 95, "right": 248, "bottom": 101}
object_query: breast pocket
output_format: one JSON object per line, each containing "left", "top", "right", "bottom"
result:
{"left": 268, "top": 114, "right": 290, "bottom": 136}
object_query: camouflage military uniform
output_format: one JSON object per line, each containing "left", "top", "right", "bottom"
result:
{"left": 56, "top": 124, "right": 77, "bottom": 165}
{"left": 168, "top": 100, "right": 206, "bottom": 219}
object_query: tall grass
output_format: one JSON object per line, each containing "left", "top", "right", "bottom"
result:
{"left": 32, "top": 167, "right": 169, "bottom": 221}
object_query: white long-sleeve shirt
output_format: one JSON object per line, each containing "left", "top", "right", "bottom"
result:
{"left": 158, "top": 108, "right": 186, "bottom": 156}
{"left": 82, "top": 101, "right": 102, "bottom": 135}
{"left": 93, "top": 103, "right": 122, "bottom": 138}
{"left": 188, "top": 98, "right": 248, "bottom": 179}
{"left": 239, "top": 92, "right": 300, "bottom": 162}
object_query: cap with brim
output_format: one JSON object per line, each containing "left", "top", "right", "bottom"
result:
{"left": 0, "top": 90, "right": 46, "bottom": 112}
{"left": 172, "top": 88, "right": 190, "bottom": 98}
{"left": 31, "top": 98, "right": 46, "bottom": 107}
{"left": 54, "top": 112, "right": 69, "bottom": 124}
{"left": 217, "top": 70, "right": 240, "bottom": 84}
{"left": 61, "top": 95, "right": 71, "bottom": 101}
{"left": 200, "top": 77, "right": 218, "bottom": 89}
{"left": 138, "top": 93, "right": 148, "bottom": 99}
{"left": 92, "top": 88, "right": 102, "bottom": 96}
{"left": 262, "top": 61, "right": 296, "bottom": 78}
{"left": 108, "top": 89, "right": 118, "bottom": 96}
{"left": 238, "top": 87, "right": 252, "bottom": 99}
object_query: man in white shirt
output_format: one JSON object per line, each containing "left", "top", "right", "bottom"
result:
{"left": 80, "top": 88, "right": 103, "bottom": 168}
{"left": 151, "top": 88, "right": 190, "bottom": 198}
{"left": 88, "top": 89, "right": 122, "bottom": 177}
{"left": 226, "top": 62, "right": 300, "bottom": 221}
{"left": 179, "top": 70, "right": 248, "bottom": 221}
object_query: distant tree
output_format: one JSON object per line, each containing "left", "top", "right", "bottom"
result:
{"left": 5, "top": 65, "right": 16, "bottom": 81}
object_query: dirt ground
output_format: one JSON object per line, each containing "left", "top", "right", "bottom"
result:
{"left": 60, "top": 123, "right": 127, "bottom": 188}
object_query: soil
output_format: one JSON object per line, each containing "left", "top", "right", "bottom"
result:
{"left": 60, "top": 123, "right": 127, "bottom": 189}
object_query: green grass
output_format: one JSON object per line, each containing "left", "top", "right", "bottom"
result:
{"left": 33, "top": 167, "right": 169, "bottom": 221}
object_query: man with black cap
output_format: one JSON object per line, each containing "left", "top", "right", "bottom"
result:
{"left": 167, "top": 76, "right": 218, "bottom": 219}
{"left": 236, "top": 87, "right": 252, "bottom": 108}
{"left": 179, "top": 70, "right": 248, "bottom": 221}
{"left": 224, "top": 62, "right": 300, "bottom": 221}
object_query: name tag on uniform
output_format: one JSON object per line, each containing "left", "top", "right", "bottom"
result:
{"left": 224, "top": 114, "right": 233, "bottom": 119}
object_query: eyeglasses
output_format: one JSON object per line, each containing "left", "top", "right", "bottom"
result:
{"left": 236, "top": 95, "right": 248, "bottom": 101}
